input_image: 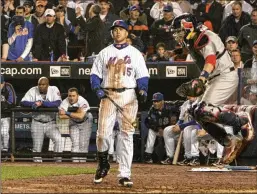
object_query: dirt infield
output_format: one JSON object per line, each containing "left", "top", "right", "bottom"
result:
{"left": 2, "top": 162, "right": 257, "bottom": 193}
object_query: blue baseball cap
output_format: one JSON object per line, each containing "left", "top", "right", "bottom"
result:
{"left": 129, "top": 5, "right": 141, "bottom": 12}
{"left": 152, "top": 92, "right": 164, "bottom": 101}
{"left": 163, "top": 5, "right": 173, "bottom": 12}
{"left": 110, "top": 20, "right": 128, "bottom": 31}
{"left": 1, "top": 75, "right": 4, "bottom": 84}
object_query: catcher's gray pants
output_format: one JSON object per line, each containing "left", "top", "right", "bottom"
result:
{"left": 183, "top": 125, "right": 199, "bottom": 159}
{"left": 202, "top": 70, "right": 238, "bottom": 106}
{"left": 70, "top": 113, "right": 93, "bottom": 162}
{"left": 163, "top": 125, "right": 180, "bottom": 158}
{"left": 1, "top": 117, "right": 10, "bottom": 151}
{"left": 145, "top": 128, "right": 158, "bottom": 154}
{"left": 31, "top": 120, "right": 62, "bottom": 162}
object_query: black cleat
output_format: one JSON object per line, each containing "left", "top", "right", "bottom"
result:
{"left": 177, "top": 158, "right": 191, "bottom": 166}
{"left": 119, "top": 177, "right": 133, "bottom": 187}
{"left": 93, "top": 151, "right": 110, "bottom": 184}
{"left": 94, "top": 162, "right": 110, "bottom": 184}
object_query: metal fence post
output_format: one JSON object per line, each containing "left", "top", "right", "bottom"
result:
{"left": 10, "top": 110, "right": 15, "bottom": 162}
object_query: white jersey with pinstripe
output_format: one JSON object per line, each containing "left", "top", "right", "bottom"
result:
{"left": 91, "top": 44, "right": 149, "bottom": 179}
{"left": 21, "top": 86, "right": 61, "bottom": 122}
{"left": 91, "top": 44, "right": 149, "bottom": 89}
{"left": 59, "top": 96, "right": 90, "bottom": 123}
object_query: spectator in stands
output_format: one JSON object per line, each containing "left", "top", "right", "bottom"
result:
{"left": 120, "top": 0, "right": 148, "bottom": 25}
{"left": 75, "top": 4, "right": 104, "bottom": 57}
{"left": 150, "top": 0, "right": 182, "bottom": 21}
{"left": 59, "top": 87, "right": 93, "bottom": 162}
{"left": 150, "top": 5, "right": 176, "bottom": 50}
{"left": 140, "top": 0, "right": 155, "bottom": 27}
{"left": 223, "top": 0, "right": 252, "bottom": 21}
{"left": 23, "top": 1, "right": 39, "bottom": 30}
{"left": 58, "top": 0, "right": 76, "bottom": 26}
{"left": 33, "top": 1, "right": 47, "bottom": 24}
{"left": 231, "top": 49, "right": 244, "bottom": 68}
{"left": 177, "top": 0, "right": 193, "bottom": 14}
{"left": 58, "top": 0, "right": 78, "bottom": 60}
{"left": 148, "top": 42, "right": 169, "bottom": 62}
{"left": 126, "top": 33, "right": 145, "bottom": 52}
{"left": 1, "top": 4, "right": 10, "bottom": 61}
{"left": 98, "top": 0, "right": 119, "bottom": 47}
{"left": 245, "top": 0, "right": 257, "bottom": 8}
{"left": 219, "top": 1, "right": 251, "bottom": 43}
{"left": 33, "top": 9, "right": 66, "bottom": 61}
{"left": 20, "top": 77, "right": 62, "bottom": 162}
{"left": 1, "top": 75, "right": 16, "bottom": 152}
{"left": 238, "top": 8, "right": 257, "bottom": 62}
{"left": 7, "top": 6, "right": 34, "bottom": 61}
{"left": 3, "top": 0, "right": 15, "bottom": 17}
{"left": 126, "top": 5, "right": 149, "bottom": 46}
{"left": 225, "top": 36, "right": 239, "bottom": 55}
{"left": 245, "top": 40, "right": 257, "bottom": 104}
{"left": 195, "top": 0, "right": 223, "bottom": 33}
{"left": 55, "top": 5, "right": 75, "bottom": 37}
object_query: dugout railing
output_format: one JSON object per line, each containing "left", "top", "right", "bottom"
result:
{"left": 2, "top": 106, "right": 144, "bottom": 162}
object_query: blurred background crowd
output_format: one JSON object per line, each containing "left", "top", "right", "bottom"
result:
{"left": 1, "top": 0, "right": 257, "bottom": 63}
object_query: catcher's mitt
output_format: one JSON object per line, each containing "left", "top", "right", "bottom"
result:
{"left": 176, "top": 78, "right": 206, "bottom": 97}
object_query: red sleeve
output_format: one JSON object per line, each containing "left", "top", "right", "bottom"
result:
{"left": 205, "top": 55, "right": 216, "bottom": 68}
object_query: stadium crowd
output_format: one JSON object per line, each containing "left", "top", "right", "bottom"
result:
{"left": 1, "top": 0, "right": 257, "bottom": 63}
{"left": 1, "top": 0, "right": 257, "bottom": 165}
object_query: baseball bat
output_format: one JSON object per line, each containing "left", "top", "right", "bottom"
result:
{"left": 172, "top": 131, "right": 183, "bottom": 165}
{"left": 105, "top": 95, "right": 137, "bottom": 128}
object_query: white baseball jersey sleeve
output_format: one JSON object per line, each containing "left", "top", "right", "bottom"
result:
{"left": 59, "top": 96, "right": 90, "bottom": 112}
{"left": 21, "top": 86, "right": 61, "bottom": 102}
{"left": 90, "top": 44, "right": 149, "bottom": 89}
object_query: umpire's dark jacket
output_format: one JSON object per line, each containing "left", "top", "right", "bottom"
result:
{"left": 33, "top": 22, "right": 66, "bottom": 61}
{"left": 76, "top": 15, "right": 104, "bottom": 56}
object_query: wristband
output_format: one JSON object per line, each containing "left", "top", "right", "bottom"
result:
{"left": 65, "top": 111, "right": 71, "bottom": 116}
{"left": 200, "top": 70, "right": 209, "bottom": 79}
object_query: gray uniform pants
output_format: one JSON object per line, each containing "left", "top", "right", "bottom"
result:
{"left": 1, "top": 117, "right": 10, "bottom": 151}
{"left": 31, "top": 120, "right": 62, "bottom": 162}
{"left": 70, "top": 113, "right": 93, "bottom": 162}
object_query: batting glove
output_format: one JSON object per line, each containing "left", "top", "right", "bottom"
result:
{"left": 95, "top": 89, "right": 106, "bottom": 100}
{"left": 32, "top": 103, "right": 39, "bottom": 110}
{"left": 139, "top": 90, "right": 147, "bottom": 103}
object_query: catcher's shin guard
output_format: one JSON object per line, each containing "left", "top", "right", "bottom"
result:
{"left": 199, "top": 121, "right": 230, "bottom": 146}
{"left": 94, "top": 151, "right": 110, "bottom": 184}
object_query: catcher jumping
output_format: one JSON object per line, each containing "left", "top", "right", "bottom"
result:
{"left": 171, "top": 13, "right": 254, "bottom": 164}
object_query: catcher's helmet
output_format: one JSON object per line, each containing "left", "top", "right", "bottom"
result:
{"left": 171, "top": 13, "right": 198, "bottom": 31}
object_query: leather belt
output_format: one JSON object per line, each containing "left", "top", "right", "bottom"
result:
{"left": 103, "top": 88, "right": 133, "bottom": 93}
{"left": 209, "top": 67, "right": 235, "bottom": 81}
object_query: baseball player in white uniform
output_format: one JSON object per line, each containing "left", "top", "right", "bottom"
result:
{"left": 1, "top": 75, "right": 17, "bottom": 152}
{"left": 90, "top": 20, "right": 149, "bottom": 187}
{"left": 172, "top": 13, "right": 253, "bottom": 164}
{"left": 20, "top": 77, "right": 62, "bottom": 162}
{"left": 173, "top": 97, "right": 201, "bottom": 166}
{"left": 59, "top": 87, "right": 93, "bottom": 162}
